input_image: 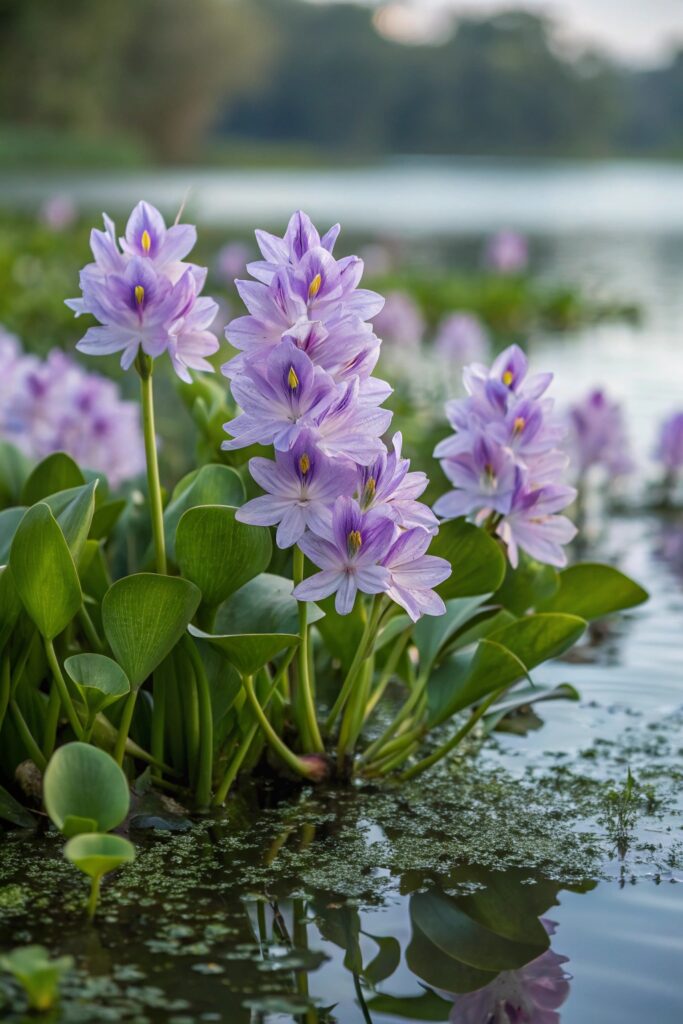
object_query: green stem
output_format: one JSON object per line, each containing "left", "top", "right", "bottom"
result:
{"left": 362, "top": 627, "right": 411, "bottom": 725}
{"left": 42, "top": 683, "right": 61, "bottom": 757}
{"left": 151, "top": 671, "right": 166, "bottom": 780}
{"left": 78, "top": 605, "right": 105, "bottom": 653}
{"left": 324, "top": 595, "right": 384, "bottom": 733}
{"left": 337, "top": 655, "right": 373, "bottom": 769}
{"left": 292, "top": 548, "right": 324, "bottom": 753}
{"left": 9, "top": 700, "right": 47, "bottom": 770}
{"left": 213, "top": 650, "right": 294, "bottom": 805}
{"left": 113, "top": 689, "right": 138, "bottom": 766}
{"left": 399, "top": 686, "right": 508, "bottom": 782}
{"left": 182, "top": 636, "right": 213, "bottom": 809}
{"left": 358, "top": 665, "right": 426, "bottom": 767}
{"left": 242, "top": 673, "right": 317, "bottom": 780}
{"left": 137, "top": 354, "right": 167, "bottom": 575}
{"left": 0, "top": 654, "right": 9, "bottom": 729}
{"left": 44, "top": 638, "right": 83, "bottom": 739}
{"left": 87, "top": 875, "right": 101, "bottom": 920}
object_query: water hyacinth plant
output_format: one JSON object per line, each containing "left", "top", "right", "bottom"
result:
{"left": 0, "top": 205, "right": 648, "bottom": 827}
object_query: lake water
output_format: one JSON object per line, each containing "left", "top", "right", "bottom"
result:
{"left": 1, "top": 160, "right": 682, "bottom": 1022}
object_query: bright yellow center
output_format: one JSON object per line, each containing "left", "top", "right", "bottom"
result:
{"left": 134, "top": 285, "right": 145, "bottom": 305}
{"left": 502, "top": 370, "right": 514, "bottom": 386}
{"left": 362, "top": 477, "right": 376, "bottom": 507}
{"left": 513, "top": 416, "right": 526, "bottom": 434}
{"left": 299, "top": 453, "right": 310, "bottom": 475}
{"left": 347, "top": 530, "right": 362, "bottom": 555}
{"left": 141, "top": 229, "right": 152, "bottom": 253}
{"left": 288, "top": 366, "right": 299, "bottom": 389}
{"left": 308, "top": 273, "right": 322, "bottom": 299}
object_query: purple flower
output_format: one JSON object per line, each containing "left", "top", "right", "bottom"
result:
{"left": 435, "top": 345, "right": 576, "bottom": 567}
{"left": 434, "top": 312, "right": 489, "bottom": 363}
{"left": 381, "top": 528, "right": 450, "bottom": 621}
{"left": 39, "top": 194, "right": 77, "bottom": 232}
{"left": 222, "top": 339, "right": 338, "bottom": 453}
{"left": 293, "top": 497, "right": 394, "bottom": 614}
{"left": 566, "top": 388, "right": 634, "bottom": 477}
{"left": 373, "top": 290, "right": 425, "bottom": 348}
{"left": 358, "top": 432, "right": 438, "bottom": 532}
{"left": 441, "top": 919, "right": 570, "bottom": 1024}
{"left": 0, "top": 336, "right": 144, "bottom": 487}
{"left": 484, "top": 229, "right": 529, "bottom": 274}
{"left": 217, "top": 241, "right": 252, "bottom": 283}
{"left": 67, "top": 202, "right": 219, "bottom": 380}
{"left": 434, "top": 435, "right": 519, "bottom": 518}
{"left": 655, "top": 411, "right": 683, "bottom": 473}
{"left": 495, "top": 478, "right": 577, "bottom": 568}
{"left": 235, "top": 434, "right": 356, "bottom": 548}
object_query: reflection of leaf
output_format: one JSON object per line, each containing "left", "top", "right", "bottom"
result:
{"left": 407, "top": 917, "right": 498, "bottom": 993}
{"left": 368, "top": 988, "right": 452, "bottom": 1021}
{"left": 312, "top": 900, "right": 363, "bottom": 973}
{"left": 362, "top": 931, "right": 401, "bottom": 984}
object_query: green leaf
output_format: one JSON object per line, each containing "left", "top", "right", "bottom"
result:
{"left": 163, "top": 464, "right": 245, "bottom": 562}
{"left": 413, "top": 596, "right": 490, "bottom": 676}
{"left": 494, "top": 554, "right": 560, "bottom": 615}
{"left": 488, "top": 612, "right": 587, "bottom": 670}
{"left": 215, "top": 573, "right": 324, "bottom": 636}
{"left": 45, "top": 481, "right": 98, "bottom": 561}
{"left": 43, "top": 742, "right": 130, "bottom": 836}
{"left": 176, "top": 505, "right": 271, "bottom": 610}
{"left": 89, "top": 499, "right": 127, "bottom": 540}
{"left": 10, "top": 503, "right": 82, "bottom": 639}
{"left": 189, "top": 625, "right": 299, "bottom": 678}
{"left": 428, "top": 519, "right": 506, "bottom": 599}
{"left": 0, "top": 566, "right": 23, "bottom": 653}
{"left": 21, "top": 452, "right": 85, "bottom": 505}
{"left": 483, "top": 682, "right": 580, "bottom": 735}
{"left": 0, "top": 507, "right": 27, "bottom": 564}
{"left": 102, "top": 573, "right": 201, "bottom": 689}
{"left": 312, "top": 900, "right": 363, "bottom": 973}
{"left": 367, "top": 990, "right": 452, "bottom": 1021}
{"left": 0, "top": 945, "right": 73, "bottom": 1012}
{"left": 64, "top": 653, "right": 130, "bottom": 718}
{"left": 0, "top": 442, "right": 30, "bottom": 507}
{"left": 64, "top": 832, "right": 135, "bottom": 880}
{"left": 537, "top": 562, "right": 648, "bottom": 620}
{"left": 0, "top": 783, "right": 37, "bottom": 828}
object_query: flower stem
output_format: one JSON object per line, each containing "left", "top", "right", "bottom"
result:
{"left": 399, "top": 685, "right": 507, "bottom": 781}
{"left": 113, "top": 689, "right": 138, "bottom": 766}
{"left": 87, "top": 875, "right": 101, "bottom": 920}
{"left": 292, "top": 547, "right": 324, "bottom": 753}
{"left": 324, "top": 595, "right": 384, "bottom": 734}
{"left": 78, "top": 605, "right": 105, "bottom": 653}
{"left": 137, "top": 354, "right": 167, "bottom": 575}
{"left": 241, "top": 673, "right": 318, "bottom": 780}
{"left": 182, "top": 636, "right": 214, "bottom": 810}
{"left": 9, "top": 700, "right": 47, "bottom": 771}
{"left": 44, "top": 637, "right": 83, "bottom": 739}
{"left": 151, "top": 671, "right": 166, "bottom": 779}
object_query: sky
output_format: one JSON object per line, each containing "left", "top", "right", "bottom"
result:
{"left": 310, "top": 0, "right": 683, "bottom": 66}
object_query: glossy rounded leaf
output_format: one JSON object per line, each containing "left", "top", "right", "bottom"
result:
{"left": 189, "top": 624, "right": 299, "bottom": 678}
{"left": 538, "top": 562, "right": 648, "bottom": 620}
{"left": 215, "top": 573, "right": 324, "bottom": 636}
{"left": 102, "top": 573, "right": 201, "bottom": 688}
{"left": 176, "top": 505, "right": 271, "bottom": 609}
{"left": 43, "top": 742, "right": 130, "bottom": 836}
{"left": 21, "top": 452, "right": 85, "bottom": 505}
{"left": 64, "top": 832, "right": 135, "bottom": 880}
{"left": 164, "top": 464, "right": 245, "bottom": 562}
{"left": 0, "top": 507, "right": 27, "bottom": 564}
{"left": 429, "top": 519, "right": 506, "bottom": 599}
{"left": 64, "top": 653, "right": 130, "bottom": 717}
{"left": 9, "top": 503, "right": 82, "bottom": 639}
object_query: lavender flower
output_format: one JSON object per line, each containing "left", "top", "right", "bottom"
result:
{"left": 372, "top": 290, "right": 425, "bottom": 348}
{"left": 484, "top": 229, "right": 529, "bottom": 274}
{"left": 235, "top": 434, "right": 356, "bottom": 548}
{"left": 0, "top": 334, "right": 144, "bottom": 487}
{"left": 434, "top": 312, "right": 489, "bottom": 364}
{"left": 67, "top": 202, "right": 219, "bottom": 381}
{"left": 655, "top": 412, "right": 683, "bottom": 474}
{"left": 435, "top": 344, "right": 576, "bottom": 568}
{"left": 293, "top": 498, "right": 393, "bottom": 614}
{"left": 565, "top": 388, "right": 634, "bottom": 478}
{"left": 216, "top": 241, "right": 252, "bottom": 283}
{"left": 39, "top": 194, "right": 77, "bottom": 232}
{"left": 381, "top": 528, "right": 450, "bottom": 621}
{"left": 358, "top": 432, "right": 438, "bottom": 532}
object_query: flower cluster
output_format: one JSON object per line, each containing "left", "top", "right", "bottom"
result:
{"left": 655, "top": 411, "right": 683, "bottom": 475}
{"left": 434, "top": 312, "right": 489, "bottom": 364}
{"left": 0, "top": 328, "right": 144, "bottom": 487}
{"left": 372, "top": 290, "right": 425, "bottom": 349}
{"left": 225, "top": 210, "right": 450, "bottom": 619}
{"left": 434, "top": 344, "right": 577, "bottom": 568}
{"left": 565, "top": 388, "right": 634, "bottom": 479}
{"left": 66, "top": 201, "right": 219, "bottom": 382}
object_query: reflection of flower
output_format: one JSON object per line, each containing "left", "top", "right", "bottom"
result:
{"left": 443, "top": 920, "right": 571, "bottom": 1024}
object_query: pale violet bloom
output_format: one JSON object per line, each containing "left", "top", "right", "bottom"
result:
{"left": 235, "top": 435, "right": 356, "bottom": 548}
{"left": 293, "top": 497, "right": 394, "bottom": 615}
{"left": 566, "top": 388, "right": 635, "bottom": 477}
{"left": 381, "top": 527, "right": 450, "bottom": 621}
{"left": 372, "top": 290, "right": 425, "bottom": 348}
{"left": 495, "top": 480, "right": 577, "bottom": 568}
{"left": 358, "top": 432, "right": 438, "bottom": 533}
{"left": 484, "top": 229, "right": 529, "bottom": 274}
{"left": 656, "top": 411, "right": 683, "bottom": 474}
{"left": 434, "top": 435, "right": 519, "bottom": 519}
